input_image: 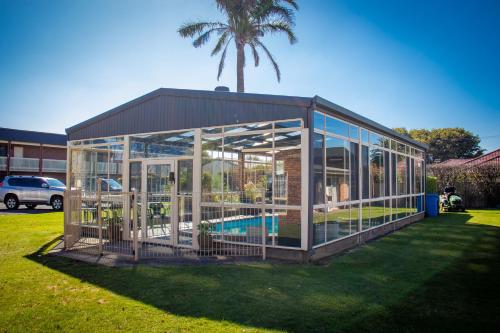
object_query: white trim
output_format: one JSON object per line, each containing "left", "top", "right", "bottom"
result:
{"left": 300, "top": 128, "right": 309, "bottom": 250}
{"left": 192, "top": 128, "right": 202, "bottom": 250}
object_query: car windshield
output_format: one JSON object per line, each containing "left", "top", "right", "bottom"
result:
{"left": 104, "top": 179, "right": 122, "bottom": 190}
{"left": 47, "top": 179, "right": 65, "bottom": 187}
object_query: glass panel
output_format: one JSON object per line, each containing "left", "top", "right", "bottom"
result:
{"left": 397, "top": 142, "right": 406, "bottom": 154}
{"left": 350, "top": 142, "right": 359, "bottom": 200}
{"left": 202, "top": 127, "right": 222, "bottom": 135}
{"left": 361, "top": 202, "right": 370, "bottom": 230}
{"left": 350, "top": 204, "right": 359, "bottom": 233}
{"left": 91, "top": 137, "right": 124, "bottom": 145}
{"left": 178, "top": 160, "right": 193, "bottom": 194}
{"left": 202, "top": 137, "right": 223, "bottom": 202}
{"left": 223, "top": 133, "right": 273, "bottom": 204}
{"left": 417, "top": 195, "right": 424, "bottom": 213}
{"left": 326, "top": 136, "right": 349, "bottom": 204}
{"left": 370, "top": 132, "right": 382, "bottom": 146}
{"left": 326, "top": 205, "right": 350, "bottom": 241}
{"left": 415, "top": 159, "right": 422, "bottom": 193}
{"left": 350, "top": 125, "right": 359, "bottom": 140}
{"left": 224, "top": 122, "right": 272, "bottom": 134}
{"left": 392, "top": 199, "right": 398, "bottom": 221}
{"left": 361, "top": 145, "right": 369, "bottom": 199}
{"left": 361, "top": 129, "right": 369, "bottom": 144}
{"left": 274, "top": 120, "right": 302, "bottom": 129}
{"left": 313, "top": 111, "right": 325, "bottom": 130}
{"left": 391, "top": 152, "right": 397, "bottom": 196}
{"left": 130, "top": 131, "right": 194, "bottom": 158}
{"left": 313, "top": 208, "right": 326, "bottom": 246}
{"left": 391, "top": 140, "right": 397, "bottom": 151}
{"left": 370, "top": 200, "right": 384, "bottom": 227}
{"left": 95, "top": 147, "right": 109, "bottom": 191}
{"left": 313, "top": 133, "right": 325, "bottom": 204}
{"left": 406, "top": 157, "right": 411, "bottom": 194}
{"left": 370, "top": 147, "right": 383, "bottom": 198}
{"left": 385, "top": 199, "right": 391, "bottom": 223}
{"left": 397, "top": 154, "right": 407, "bottom": 195}
{"left": 274, "top": 131, "right": 301, "bottom": 206}
{"left": 382, "top": 137, "right": 390, "bottom": 149}
{"left": 326, "top": 116, "right": 349, "bottom": 137}
{"left": 145, "top": 164, "right": 173, "bottom": 241}
{"left": 275, "top": 209, "right": 301, "bottom": 247}
{"left": 384, "top": 151, "right": 390, "bottom": 196}
{"left": 397, "top": 197, "right": 407, "bottom": 219}
{"left": 108, "top": 144, "right": 123, "bottom": 190}
{"left": 129, "top": 162, "right": 142, "bottom": 192}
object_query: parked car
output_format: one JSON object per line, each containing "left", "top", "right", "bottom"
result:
{"left": 0, "top": 176, "right": 66, "bottom": 210}
{"left": 101, "top": 178, "right": 122, "bottom": 192}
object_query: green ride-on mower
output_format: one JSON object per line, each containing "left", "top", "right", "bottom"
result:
{"left": 439, "top": 186, "right": 466, "bottom": 212}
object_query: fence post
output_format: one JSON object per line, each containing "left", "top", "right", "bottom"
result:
{"left": 97, "top": 178, "right": 103, "bottom": 256}
{"left": 132, "top": 189, "right": 139, "bottom": 262}
{"left": 261, "top": 192, "right": 266, "bottom": 261}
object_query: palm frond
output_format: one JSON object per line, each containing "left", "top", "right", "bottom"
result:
{"left": 256, "top": 39, "right": 281, "bottom": 82}
{"left": 249, "top": 42, "right": 260, "bottom": 66}
{"left": 211, "top": 31, "right": 230, "bottom": 56}
{"left": 253, "top": 4, "right": 296, "bottom": 25}
{"left": 178, "top": 21, "right": 227, "bottom": 38}
{"left": 217, "top": 37, "right": 233, "bottom": 80}
{"left": 193, "top": 27, "right": 228, "bottom": 48}
{"left": 258, "top": 21, "right": 297, "bottom": 44}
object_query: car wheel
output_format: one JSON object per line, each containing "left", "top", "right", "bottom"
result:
{"left": 5, "top": 195, "right": 19, "bottom": 210}
{"left": 51, "top": 196, "right": 63, "bottom": 211}
{"left": 25, "top": 204, "right": 37, "bottom": 209}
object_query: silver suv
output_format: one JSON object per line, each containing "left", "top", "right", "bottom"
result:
{"left": 0, "top": 176, "right": 66, "bottom": 211}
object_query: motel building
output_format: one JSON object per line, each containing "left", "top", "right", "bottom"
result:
{"left": 63, "top": 88, "right": 427, "bottom": 262}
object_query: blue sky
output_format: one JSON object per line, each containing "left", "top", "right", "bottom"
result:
{"left": 1, "top": 0, "right": 499, "bottom": 152}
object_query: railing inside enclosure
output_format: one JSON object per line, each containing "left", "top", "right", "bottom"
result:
{"left": 64, "top": 186, "right": 267, "bottom": 261}
{"left": 42, "top": 159, "right": 67, "bottom": 172}
{"left": 9, "top": 157, "right": 39, "bottom": 171}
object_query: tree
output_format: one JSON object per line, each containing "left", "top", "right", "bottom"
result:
{"left": 178, "top": 0, "right": 298, "bottom": 93}
{"left": 392, "top": 127, "right": 484, "bottom": 162}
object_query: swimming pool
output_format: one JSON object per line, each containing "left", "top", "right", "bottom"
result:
{"left": 213, "top": 216, "right": 278, "bottom": 235}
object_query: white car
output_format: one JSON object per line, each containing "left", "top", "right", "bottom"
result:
{"left": 0, "top": 176, "right": 65, "bottom": 210}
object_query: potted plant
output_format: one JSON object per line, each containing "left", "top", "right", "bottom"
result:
{"left": 197, "top": 222, "right": 214, "bottom": 252}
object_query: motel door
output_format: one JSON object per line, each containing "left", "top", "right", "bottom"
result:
{"left": 141, "top": 160, "right": 177, "bottom": 245}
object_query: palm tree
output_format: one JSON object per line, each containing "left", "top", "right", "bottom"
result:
{"left": 178, "top": 0, "right": 298, "bottom": 93}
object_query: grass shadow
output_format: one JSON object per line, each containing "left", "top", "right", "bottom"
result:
{"left": 25, "top": 212, "right": 500, "bottom": 332}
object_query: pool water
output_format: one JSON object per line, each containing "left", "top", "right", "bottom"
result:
{"left": 213, "top": 216, "right": 278, "bottom": 235}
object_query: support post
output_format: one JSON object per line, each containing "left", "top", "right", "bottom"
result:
{"left": 97, "top": 178, "right": 103, "bottom": 256}
{"left": 132, "top": 189, "right": 139, "bottom": 262}
{"left": 261, "top": 192, "right": 266, "bottom": 260}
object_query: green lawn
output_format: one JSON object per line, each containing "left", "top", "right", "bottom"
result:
{"left": 1, "top": 210, "right": 499, "bottom": 332}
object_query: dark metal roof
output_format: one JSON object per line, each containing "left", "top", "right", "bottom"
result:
{"left": 0, "top": 127, "right": 67, "bottom": 146}
{"left": 66, "top": 87, "right": 427, "bottom": 150}
{"left": 66, "top": 88, "right": 311, "bottom": 141}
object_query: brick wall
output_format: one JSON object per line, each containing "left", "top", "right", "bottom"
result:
{"left": 43, "top": 146, "right": 66, "bottom": 159}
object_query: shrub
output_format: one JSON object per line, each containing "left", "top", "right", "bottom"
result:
{"left": 426, "top": 176, "right": 438, "bottom": 194}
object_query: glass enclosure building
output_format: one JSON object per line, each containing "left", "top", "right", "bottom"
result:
{"left": 65, "top": 88, "right": 427, "bottom": 261}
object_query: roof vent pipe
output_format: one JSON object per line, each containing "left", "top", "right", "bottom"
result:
{"left": 214, "top": 86, "right": 230, "bottom": 92}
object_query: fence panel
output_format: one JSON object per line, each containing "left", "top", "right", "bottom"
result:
{"left": 64, "top": 186, "right": 268, "bottom": 261}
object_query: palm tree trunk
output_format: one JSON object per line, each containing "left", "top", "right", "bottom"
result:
{"left": 236, "top": 43, "right": 245, "bottom": 93}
